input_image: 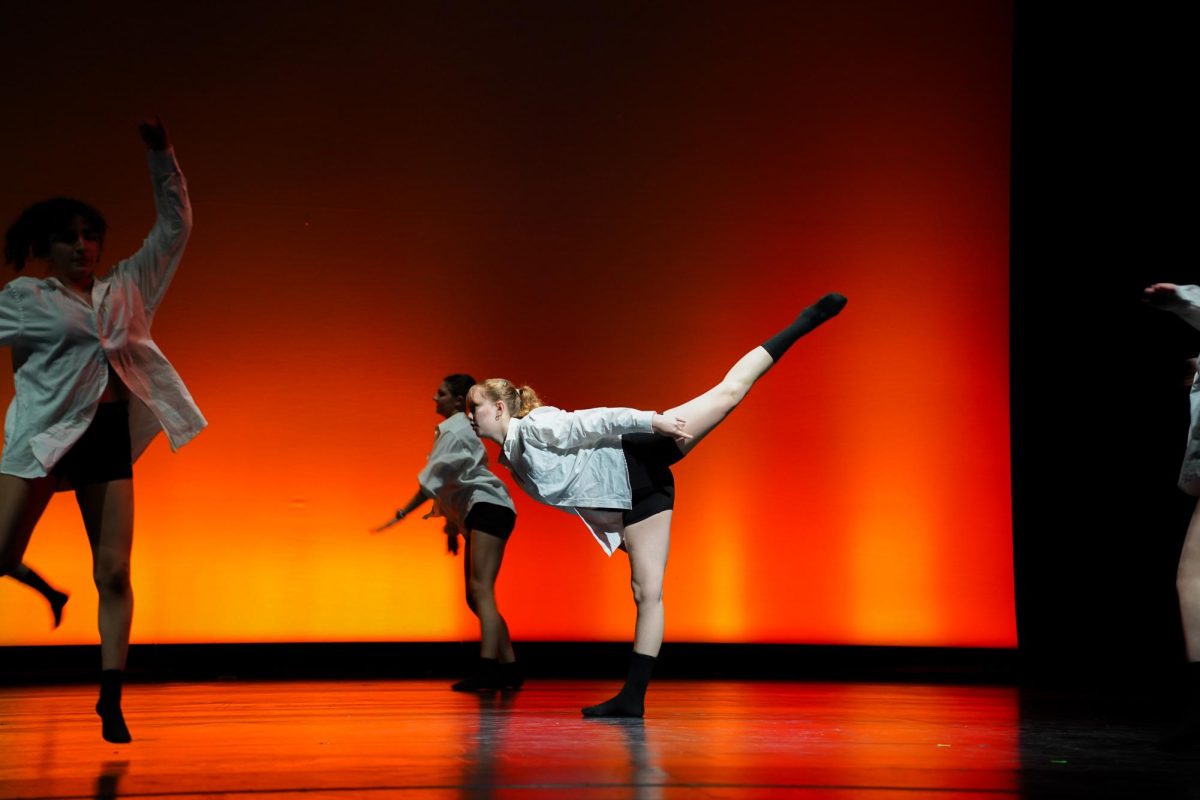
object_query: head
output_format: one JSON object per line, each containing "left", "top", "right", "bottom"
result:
{"left": 434, "top": 373, "right": 476, "bottom": 419}
{"left": 465, "top": 379, "right": 542, "bottom": 443}
{"left": 4, "top": 198, "right": 107, "bottom": 286}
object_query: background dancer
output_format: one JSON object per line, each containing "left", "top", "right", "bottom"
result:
{"left": 374, "top": 373, "right": 521, "bottom": 690}
{"left": 0, "top": 118, "right": 206, "bottom": 743}
{"left": 466, "top": 292, "right": 847, "bottom": 717}
{"left": 1144, "top": 282, "right": 1200, "bottom": 747}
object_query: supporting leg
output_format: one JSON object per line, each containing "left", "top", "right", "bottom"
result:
{"left": 583, "top": 510, "right": 671, "bottom": 718}
{"left": 77, "top": 479, "right": 135, "bottom": 744}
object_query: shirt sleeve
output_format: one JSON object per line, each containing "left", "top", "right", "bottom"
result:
{"left": 1164, "top": 285, "right": 1200, "bottom": 331}
{"left": 0, "top": 283, "right": 23, "bottom": 348}
{"left": 417, "top": 428, "right": 479, "bottom": 499}
{"left": 526, "top": 407, "right": 654, "bottom": 450}
{"left": 107, "top": 148, "right": 193, "bottom": 321}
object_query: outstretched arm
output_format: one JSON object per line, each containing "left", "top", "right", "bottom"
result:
{"left": 370, "top": 487, "right": 430, "bottom": 533}
{"left": 1145, "top": 283, "right": 1200, "bottom": 330}
{"left": 109, "top": 116, "right": 193, "bottom": 320}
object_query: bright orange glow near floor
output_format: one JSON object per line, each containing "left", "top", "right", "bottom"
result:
{"left": 0, "top": 2, "right": 1014, "bottom": 647}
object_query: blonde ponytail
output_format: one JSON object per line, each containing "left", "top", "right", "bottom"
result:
{"left": 474, "top": 379, "right": 543, "bottom": 419}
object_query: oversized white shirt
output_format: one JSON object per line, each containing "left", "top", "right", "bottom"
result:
{"left": 1161, "top": 284, "right": 1200, "bottom": 495}
{"left": 0, "top": 148, "right": 206, "bottom": 478}
{"left": 417, "top": 412, "right": 515, "bottom": 535}
{"left": 500, "top": 405, "right": 654, "bottom": 555}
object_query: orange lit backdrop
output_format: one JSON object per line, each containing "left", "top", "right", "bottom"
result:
{"left": 0, "top": 2, "right": 1013, "bottom": 647}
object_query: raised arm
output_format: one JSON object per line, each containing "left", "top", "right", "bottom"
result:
{"left": 109, "top": 116, "right": 193, "bottom": 320}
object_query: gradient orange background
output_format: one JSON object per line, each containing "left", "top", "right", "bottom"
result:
{"left": 0, "top": 2, "right": 1013, "bottom": 647}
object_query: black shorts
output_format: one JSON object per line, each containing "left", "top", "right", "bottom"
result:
{"left": 51, "top": 402, "right": 133, "bottom": 490}
{"left": 620, "top": 433, "right": 684, "bottom": 526}
{"left": 464, "top": 502, "right": 517, "bottom": 540}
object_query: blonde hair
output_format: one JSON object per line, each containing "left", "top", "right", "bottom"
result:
{"left": 473, "top": 378, "right": 543, "bottom": 418}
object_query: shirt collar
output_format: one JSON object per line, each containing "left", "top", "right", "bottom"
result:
{"left": 500, "top": 416, "right": 523, "bottom": 465}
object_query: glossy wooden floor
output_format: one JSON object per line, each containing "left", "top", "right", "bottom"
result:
{"left": 0, "top": 680, "right": 1196, "bottom": 799}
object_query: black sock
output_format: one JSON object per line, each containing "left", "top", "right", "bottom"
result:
{"left": 97, "top": 670, "right": 132, "bottom": 744}
{"left": 761, "top": 293, "right": 848, "bottom": 362}
{"left": 451, "top": 657, "right": 501, "bottom": 691}
{"left": 582, "top": 652, "right": 656, "bottom": 718}
{"left": 12, "top": 566, "right": 68, "bottom": 627}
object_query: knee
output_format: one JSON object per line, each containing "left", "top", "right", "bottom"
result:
{"left": 94, "top": 562, "right": 131, "bottom": 598}
{"left": 630, "top": 579, "right": 663, "bottom": 609}
{"left": 717, "top": 377, "right": 749, "bottom": 407}
{"left": 468, "top": 577, "right": 495, "bottom": 608}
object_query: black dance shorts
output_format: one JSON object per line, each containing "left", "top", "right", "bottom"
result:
{"left": 620, "top": 432, "right": 684, "bottom": 526}
{"left": 464, "top": 502, "right": 517, "bottom": 540}
{"left": 51, "top": 402, "right": 133, "bottom": 489}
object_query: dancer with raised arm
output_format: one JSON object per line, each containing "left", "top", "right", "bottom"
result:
{"left": 466, "top": 292, "right": 847, "bottom": 717}
{"left": 0, "top": 118, "right": 205, "bottom": 743}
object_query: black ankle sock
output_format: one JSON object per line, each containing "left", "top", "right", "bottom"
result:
{"left": 582, "top": 652, "right": 656, "bottom": 718}
{"left": 451, "top": 657, "right": 501, "bottom": 692}
{"left": 97, "top": 670, "right": 132, "bottom": 744}
{"left": 761, "top": 293, "right": 848, "bottom": 362}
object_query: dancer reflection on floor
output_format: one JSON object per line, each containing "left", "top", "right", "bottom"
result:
{"left": 0, "top": 118, "right": 206, "bottom": 743}
{"left": 374, "top": 374, "right": 521, "bottom": 690}
{"left": 466, "top": 293, "right": 847, "bottom": 717}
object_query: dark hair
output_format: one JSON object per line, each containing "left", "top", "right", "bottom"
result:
{"left": 4, "top": 198, "right": 107, "bottom": 271}
{"left": 443, "top": 373, "right": 477, "bottom": 404}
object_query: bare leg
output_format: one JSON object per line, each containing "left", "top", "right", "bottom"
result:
{"left": 626, "top": 511, "right": 672, "bottom": 657}
{"left": 582, "top": 510, "right": 671, "bottom": 718}
{"left": 0, "top": 475, "right": 64, "bottom": 625}
{"left": 666, "top": 293, "right": 846, "bottom": 457}
{"left": 76, "top": 478, "right": 135, "bottom": 743}
{"left": 452, "top": 531, "right": 520, "bottom": 691}
{"left": 467, "top": 530, "right": 515, "bottom": 663}
{"left": 10, "top": 564, "right": 69, "bottom": 627}
{"left": 1179, "top": 500, "right": 1200, "bottom": 662}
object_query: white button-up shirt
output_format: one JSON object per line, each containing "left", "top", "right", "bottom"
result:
{"left": 417, "top": 411, "right": 515, "bottom": 535}
{"left": 1162, "top": 284, "right": 1200, "bottom": 495}
{"left": 0, "top": 148, "right": 206, "bottom": 478}
{"left": 500, "top": 405, "right": 654, "bottom": 555}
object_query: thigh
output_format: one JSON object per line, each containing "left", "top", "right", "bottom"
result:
{"left": 1183, "top": 499, "right": 1200, "bottom": 572}
{"left": 623, "top": 510, "right": 672, "bottom": 593}
{"left": 75, "top": 479, "right": 134, "bottom": 562}
{"left": 469, "top": 530, "right": 509, "bottom": 586}
{"left": 0, "top": 474, "right": 57, "bottom": 568}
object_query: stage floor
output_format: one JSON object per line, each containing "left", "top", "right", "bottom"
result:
{"left": 0, "top": 680, "right": 1195, "bottom": 799}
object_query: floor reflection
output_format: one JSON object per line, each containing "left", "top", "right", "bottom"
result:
{"left": 2, "top": 680, "right": 1190, "bottom": 799}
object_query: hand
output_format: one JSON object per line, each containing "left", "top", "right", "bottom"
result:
{"left": 138, "top": 115, "right": 171, "bottom": 151}
{"left": 652, "top": 413, "right": 693, "bottom": 443}
{"left": 1143, "top": 283, "right": 1180, "bottom": 305}
{"left": 369, "top": 510, "right": 406, "bottom": 534}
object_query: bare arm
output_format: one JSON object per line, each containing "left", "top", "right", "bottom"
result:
{"left": 370, "top": 487, "right": 431, "bottom": 533}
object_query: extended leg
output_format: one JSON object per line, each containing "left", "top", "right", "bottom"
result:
{"left": 0, "top": 475, "right": 63, "bottom": 626}
{"left": 666, "top": 293, "right": 846, "bottom": 456}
